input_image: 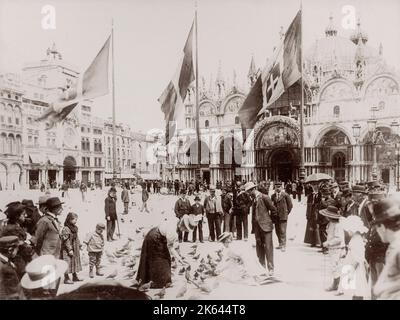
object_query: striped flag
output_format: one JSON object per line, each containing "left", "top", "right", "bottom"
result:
{"left": 159, "top": 21, "right": 195, "bottom": 144}
{"left": 238, "top": 10, "right": 302, "bottom": 130}
{"left": 37, "top": 36, "right": 111, "bottom": 129}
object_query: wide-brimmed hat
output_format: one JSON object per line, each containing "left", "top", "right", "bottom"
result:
{"left": 96, "top": 223, "right": 106, "bottom": 230}
{"left": 218, "top": 232, "right": 233, "bottom": 243}
{"left": 21, "top": 199, "right": 34, "bottom": 207}
{"left": 178, "top": 214, "right": 198, "bottom": 232}
{"left": 108, "top": 187, "right": 117, "bottom": 194}
{"left": 0, "top": 236, "right": 20, "bottom": 249}
{"left": 37, "top": 195, "right": 50, "bottom": 206}
{"left": 5, "top": 203, "right": 25, "bottom": 221}
{"left": 341, "top": 216, "right": 368, "bottom": 234}
{"left": 352, "top": 185, "right": 367, "bottom": 194}
{"left": 319, "top": 206, "right": 341, "bottom": 220}
{"left": 244, "top": 182, "right": 256, "bottom": 192}
{"left": 372, "top": 199, "right": 400, "bottom": 225}
{"left": 21, "top": 255, "right": 67, "bottom": 290}
{"left": 45, "top": 197, "right": 64, "bottom": 210}
{"left": 342, "top": 188, "right": 352, "bottom": 198}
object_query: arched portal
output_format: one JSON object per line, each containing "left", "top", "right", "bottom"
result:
{"left": 332, "top": 151, "right": 346, "bottom": 182}
{"left": 269, "top": 149, "right": 295, "bottom": 183}
{"left": 63, "top": 156, "right": 77, "bottom": 182}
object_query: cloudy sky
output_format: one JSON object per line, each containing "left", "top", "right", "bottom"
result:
{"left": 1, "top": 0, "right": 400, "bottom": 133}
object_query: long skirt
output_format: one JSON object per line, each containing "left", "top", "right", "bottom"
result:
{"left": 136, "top": 227, "right": 171, "bottom": 288}
{"left": 304, "top": 219, "right": 321, "bottom": 246}
{"left": 61, "top": 238, "right": 82, "bottom": 274}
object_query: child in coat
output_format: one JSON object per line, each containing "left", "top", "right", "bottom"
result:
{"left": 83, "top": 223, "right": 105, "bottom": 278}
{"left": 319, "top": 206, "right": 345, "bottom": 293}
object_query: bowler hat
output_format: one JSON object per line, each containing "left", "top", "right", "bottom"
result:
{"left": 274, "top": 182, "right": 282, "bottom": 187}
{"left": 372, "top": 199, "right": 400, "bottom": 225}
{"left": 319, "top": 206, "right": 341, "bottom": 220}
{"left": 21, "top": 255, "right": 67, "bottom": 290}
{"left": 368, "top": 191, "right": 386, "bottom": 202}
{"left": 342, "top": 188, "right": 352, "bottom": 198}
{"left": 109, "top": 187, "right": 117, "bottom": 193}
{"left": 180, "top": 189, "right": 187, "bottom": 195}
{"left": 244, "top": 182, "right": 256, "bottom": 192}
{"left": 0, "top": 236, "right": 20, "bottom": 249}
{"left": 21, "top": 199, "right": 34, "bottom": 207}
{"left": 45, "top": 197, "right": 64, "bottom": 210}
{"left": 367, "top": 180, "right": 381, "bottom": 189}
{"left": 352, "top": 185, "right": 367, "bottom": 194}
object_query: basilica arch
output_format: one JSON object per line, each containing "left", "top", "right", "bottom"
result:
{"left": 254, "top": 116, "right": 300, "bottom": 182}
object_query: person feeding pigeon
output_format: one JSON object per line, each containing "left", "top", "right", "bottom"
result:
{"left": 136, "top": 219, "right": 187, "bottom": 289}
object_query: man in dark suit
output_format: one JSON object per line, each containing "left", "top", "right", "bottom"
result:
{"left": 271, "top": 182, "right": 293, "bottom": 252}
{"left": 105, "top": 188, "right": 118, "bottom": 241}
{"left": 245, "top": 182, "right": 277, "bottom": 276}
{"left": 34, "top": 197, "right": 64, "bottom": 257}
{"left": 174, "top": 190, "right": 191, "bottom": 242}
{"left": 236, "top": 185, "right": 252, "bottom": 240}
{"left": 330, "top": 182, "right": 343, "bottom": 213}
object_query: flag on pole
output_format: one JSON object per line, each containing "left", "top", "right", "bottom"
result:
{"left": 37, "top": 36, "right": 111, "bottom": 129}
{"left": 238, "top": 10, "right": 301, "bottom": 130}
{"left": 159, "top": 21, "right": 195, "bottom": 144}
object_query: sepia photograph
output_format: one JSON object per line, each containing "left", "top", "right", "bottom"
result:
{"left": 0, "top": 0, "right": 400, "bottom": 304}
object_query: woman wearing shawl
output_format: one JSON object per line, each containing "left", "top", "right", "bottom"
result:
{"left": 60, "top": 212, "right": 82, "bottom": 284}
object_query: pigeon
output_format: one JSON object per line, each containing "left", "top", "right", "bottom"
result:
{"left": 105, "top": 250, "right": 115, "bottom": 259}
{"left": 200, "top": 275, "right": 206, "bottom": 282}
{"left": 200, "top": 258, "right": 205, "bottom": 264}
{"left": 176, "top": 282, "right": 187, "bottom": 298}
{"left": 154, "top": 287, "right": 166, "bottom": 299}
{"left": 106, "top": 269, "right": 118, "bottom": 279}
{"left": 178, "top": 267, "right": 186, "bottom": 275}
{"left": 190, "top": 244, "right": 198, "bottom": 249}
{"left": 199, "top": 283, "right": 212, "bottom": 293}
{"left": 184, "top": 268, "right": 191, "bottom": 281}
{"left": 139, "top": 281, "right": 153, "bottom": 291}
{"left": 135, "top": 229, "right": 141, "bottom": 234}
{"left": 194, "top": 271, "right": 199, "bottom": 280}
{"left": 193, "top": 254, "right": 200, "bottom": 260}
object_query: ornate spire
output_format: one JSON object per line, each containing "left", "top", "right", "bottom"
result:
{"left": 232, "top": 69, "right": 237, "bottom": 88}
{"left": 325, "top": 13, "right": 337, "bottom": 37}
{"left": 215, "top": 60, "right": 225, "bottom": 98}
{"left": 354, "top": 36, "right": 366, "bottom": 88}
{"left": 46, "top": 42, "right": 62, "bottom": 60}
{"left": 248, "top": 55, "right": 258, "bottom": 87}
{"left": 350, "top": 18, "right": 368, "bottom": 44}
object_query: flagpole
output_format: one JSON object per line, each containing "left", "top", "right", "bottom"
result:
{"left": 195, "top": 2, "right": 201, "bottom": 181}
{"left": 299, "top": 3, "right": 305, "bottom": 180}
{"left": 112, "top": 18, "right": 117, "bottom": 181}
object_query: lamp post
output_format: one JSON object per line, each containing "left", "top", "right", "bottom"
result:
{"left": 396, "top": 143, "right": 400, "bottom": 192}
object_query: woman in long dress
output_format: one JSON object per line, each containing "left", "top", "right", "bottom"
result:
{"left": 304, "top": 184, "right": 321, "bottom": 247}
{"left": 136, "top": 219, "right": 186, "bottom": 288}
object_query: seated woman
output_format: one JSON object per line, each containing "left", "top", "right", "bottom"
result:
{"left": 215, "top": 232, "right": 270, "bottom": 285}
{"left": 136, "top": 219, "right": 187, "bottom": 289}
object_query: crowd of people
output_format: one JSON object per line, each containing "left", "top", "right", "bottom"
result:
{"left": 1, "top": 175, "right": 400, "bottom": 300}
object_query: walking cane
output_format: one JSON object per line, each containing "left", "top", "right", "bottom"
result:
{"left": 116, "top": 215, "right": 121, "bottom": 238}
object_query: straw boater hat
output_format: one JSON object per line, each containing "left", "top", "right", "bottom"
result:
{"left": 218, "top": 232, "right": 233, "bottom": 243}
{"left": 21, "top": 255, "right": 68, "bottom": 290}
{"left": 178, "top": 214, "right": 198, "bottom": 232}
{"left": 37, "top": 195, "right": 50, "bottom": 206}
{"left": 352, "top": 185, "right": 367, "bottom": 194}
{"left": 319, "top": 206, "right": 341, "bottom": 220}
{"left": 0, "top": 236, "right": 20, "bottom": 250}
{"left": 244, "top": 182, "right": 256, "bottom": 192}
{"left": 341, "top": 216, "right": 368, "bottom": 234}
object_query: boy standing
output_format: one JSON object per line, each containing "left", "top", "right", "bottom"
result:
{"left": 191, "top": 196, "right": 204, "bottom": 243}
{"left": 84, "top": 223, "right": 105, "bottom": 278}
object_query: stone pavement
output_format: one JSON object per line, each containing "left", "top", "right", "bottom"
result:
{"left": 0, "top": 188, "right": 350, "bottom": 299}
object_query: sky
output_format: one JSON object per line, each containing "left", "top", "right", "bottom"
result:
{"left": 1, "top": 0, "right": 400, "bottom": 133}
